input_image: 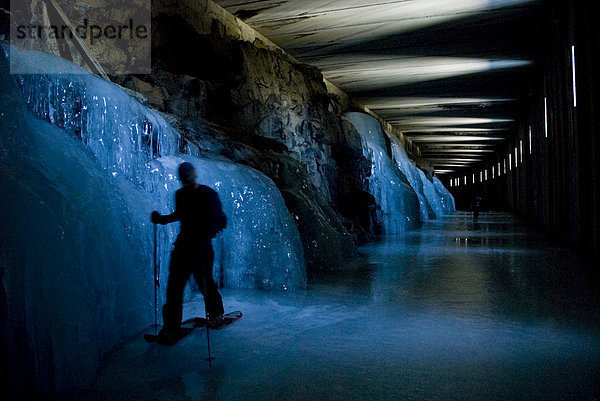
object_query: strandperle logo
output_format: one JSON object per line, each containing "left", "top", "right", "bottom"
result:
{"left": 10, "top": 0, "right": 151, "bottom": 75}
{"left": 15, "top": 18, "right": 149, "bottom": 46}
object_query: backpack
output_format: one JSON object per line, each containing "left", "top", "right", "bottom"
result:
{"left": 214, "top": 209, "right": 227, "bottom": 237}
{"left": 199, "top": 185, "right": 227, "bottom": 238}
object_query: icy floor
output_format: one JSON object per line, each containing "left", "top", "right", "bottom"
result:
{"left": 65, "top": 213, "right": 600, "bottom": 401}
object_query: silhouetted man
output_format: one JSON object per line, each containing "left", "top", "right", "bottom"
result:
{"left": 472, "top": 193, "right": 482, "bottom": 222}
{"left": 151, "top": 162, "right": 226, "bottom": 342}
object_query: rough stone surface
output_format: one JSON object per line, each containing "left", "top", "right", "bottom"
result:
{"left": 142, "top": 10, "right": 382, "bottom": 272}
{"left": 337, "top": 120, "right": 381, "bottom": 242}
{"left": 150, "top": 12, "right": 344, "bottom": 199}
{"left": 168, "top": 117, "right": 359, "bottom": 275}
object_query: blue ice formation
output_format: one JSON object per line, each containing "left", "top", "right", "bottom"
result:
{"left": 386, "top": 131, "right": 430, "bottom": 221}
{"left": 343, "top": 112, "right": 421, "bottom": 234}
{"left": 417, "top": 168, "right": 445, "bottom": 219}
{"left": 2, "top": 43, "right": 306, "bottom": 290}
{"left": 0, "top": 44, "right": 305, "bottom": 393}
{"left": 386, "top": 128, "right": 454, "bottom": 220}
{"left": 433, "top": 176, "right": 456, "bottom": 213}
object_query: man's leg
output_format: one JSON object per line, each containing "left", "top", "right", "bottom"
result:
{"left": 193, "top": 241, "right": 224, "bottom": 319}
{"left": 162, "top": 246, "right": 190, "bottom": 331}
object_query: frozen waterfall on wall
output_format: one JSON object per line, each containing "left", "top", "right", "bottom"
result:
{"left": 386, "top": 131, "right": 430, "bottom": 222}
{"left": 386, "top": 127, "right": 450, "bottom": 220}
{"left": 2, "top": 43, "right": 306, "bottom": 290}
{"left": 343, "top": 112, "right": 420, "bottom": 235}
{"left": 433, "top": 176, "right": 456, "bottom": 214}
{"left": 0, "top": 43, "right": 305, "bottom": 395}
{"left": 417, "top": 168, "right": 445, "bottom": 219}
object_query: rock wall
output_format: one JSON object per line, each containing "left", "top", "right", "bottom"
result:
{"left": 123, "top": 5, "right": 381, "bottom": 273}
{"left": 148, "top": 9, "right": 343, "bottom": 201}
{"left": 165, "top": 117, "right": 361, "bottom": 276}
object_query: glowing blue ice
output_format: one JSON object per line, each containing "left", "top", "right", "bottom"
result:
{"left": 433, "top": 176, "right": 456, "bottom": 213}
{"left": 417, "top": 168, "right": 445, "bottom": 218}
{"left": 387, "top": 131, "right": 430, "bottom": 221}
{"left": 386, "top": 129, "right": 451, "bottom": 219}
{"left": 0, "top": 43, "right": 305, "bottom": 394}
{"left": 1, "top": 43, "right": 306, "bottom": 292}
{"left": 343, "top": 112, "right": 420, "bottom": 234}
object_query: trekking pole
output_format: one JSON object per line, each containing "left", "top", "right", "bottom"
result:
{"left": 203, "top": 274, "right": 215, "bottom": 367}
{"left": 153, "top": 223, "right": 159, "bottom": 333}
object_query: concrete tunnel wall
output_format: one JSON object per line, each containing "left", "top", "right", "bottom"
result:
{"left": 445, "top": 0, "right": 599, "bottom": 260}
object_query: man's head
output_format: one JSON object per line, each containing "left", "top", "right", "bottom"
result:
{"left": 178, "top": 162, "right": 197, "bottom": 184}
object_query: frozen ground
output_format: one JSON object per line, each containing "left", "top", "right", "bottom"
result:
{"left": 64, "top": 212, "right": 600, "bottom": 401}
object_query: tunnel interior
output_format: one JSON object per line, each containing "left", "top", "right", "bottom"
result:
{"left": 215, "top": 0, "right": 598, "bottom": 255}
{"left": 0, "top": 0, "right": 599, "bottom": 400}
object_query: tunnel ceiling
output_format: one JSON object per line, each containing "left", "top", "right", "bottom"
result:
{"left": 214, "top": 0, "right": 551, "bottom": 175}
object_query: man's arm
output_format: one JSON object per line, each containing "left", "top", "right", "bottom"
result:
{"left": 151, "top": 211, "right": 179, "bottom": 225}
{"left": 151, "top": 191, "right": 181, "bottom": 225}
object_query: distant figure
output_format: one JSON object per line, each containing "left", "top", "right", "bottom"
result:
{"left": 472, "top": 194, "right": 482, "bottom": 222}
{"left": 151, "top": 162, "right": 227, "bottom": 343}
